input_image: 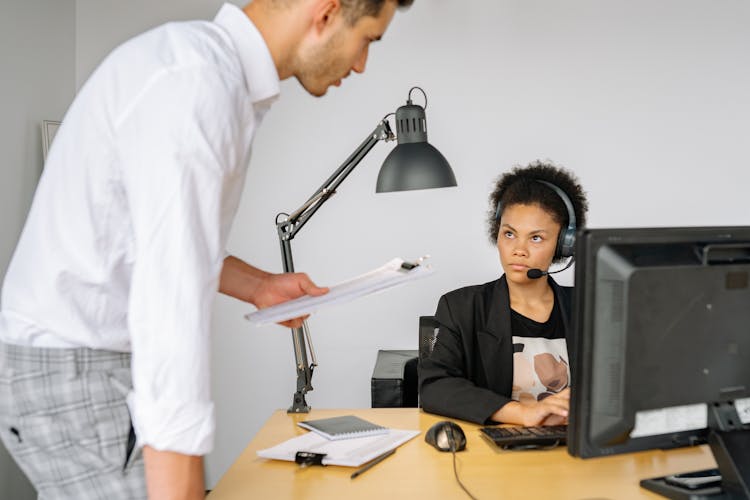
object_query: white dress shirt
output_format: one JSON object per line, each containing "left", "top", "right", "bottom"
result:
{"left": 0, "top": 4, "right": 279, "bottom": 456}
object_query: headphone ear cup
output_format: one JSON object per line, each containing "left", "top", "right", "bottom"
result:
{"left": 535, "top": 179, "right": 576, "bottom": 260}
{"left": 558, "top": 228, "right": 575, "bottom": 258}
{"left": 554, "top": 230, "right": 564, "bottom": 260}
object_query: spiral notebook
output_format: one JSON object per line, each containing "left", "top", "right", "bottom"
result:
{"left": 298, "top": 415, "right": 389, "bottom": 440}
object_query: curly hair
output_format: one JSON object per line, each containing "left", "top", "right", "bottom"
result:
{"left": 487, "top": 161, "right": 588, "bottom": 262}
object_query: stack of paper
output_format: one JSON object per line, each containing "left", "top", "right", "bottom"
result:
{"left": 245, "top": 257, "right": 433, "bottom": 326}
{"left": 257, "top": 428, "right": 420, "bottom": 467}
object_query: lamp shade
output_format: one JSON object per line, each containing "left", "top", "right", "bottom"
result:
{"left": 376, "top": 101, "right": 457, "bottom": 193}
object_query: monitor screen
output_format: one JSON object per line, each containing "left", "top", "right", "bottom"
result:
{"left": 568, "top": 226, "right": 750, "bottom": 496}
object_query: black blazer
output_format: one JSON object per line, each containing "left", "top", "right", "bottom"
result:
{"left": 418, "top": 275, "right": 574, "bottom": 425}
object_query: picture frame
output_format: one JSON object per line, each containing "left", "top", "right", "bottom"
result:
{"left": 41, "top": 120, "right": 61, "bottom": 162}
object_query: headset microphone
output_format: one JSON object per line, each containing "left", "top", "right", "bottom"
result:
{"left": 526, "top": 257, "right": 575, "bottom": 279}
{"left": 527, "top": 268, "right": 546, "bottom": 279}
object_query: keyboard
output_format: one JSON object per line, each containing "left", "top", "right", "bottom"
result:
{"left": 480, "top": 425, "right": 567, "bottom": 449}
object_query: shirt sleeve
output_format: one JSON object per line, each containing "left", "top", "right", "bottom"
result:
{"left": 116, "top": 64, "right": 246, "bottom": 455}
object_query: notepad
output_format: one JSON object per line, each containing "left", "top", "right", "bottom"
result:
{"left": 298, "top": 415, "right": 389, "bottom": 440}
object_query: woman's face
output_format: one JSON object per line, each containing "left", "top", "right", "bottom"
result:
{"left": 497, "top": 203, "right": 561, "bottom": 284}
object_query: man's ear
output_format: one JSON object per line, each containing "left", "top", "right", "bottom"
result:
{"left": 311, "top": 0, "right": 342, "bottom": 35}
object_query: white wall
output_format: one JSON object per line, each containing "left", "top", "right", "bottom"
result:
{"left": 0, "top": 0, "right": 76, "bottom": 497}
{"left": 75, "top": 0, "right": 227, "bottom": 88}
{"left": 0, "top": 0, "right": 76, "bottom": 278}
{"left": 41, "top": 0, "right": 750, "bottom": 488}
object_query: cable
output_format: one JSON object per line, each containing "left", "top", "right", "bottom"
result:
{"left": 447, "top": 427, "right": 478, "bottom": 500}
{"left": 408, "top": 86, "right": 428, "bottom": 109}
{"left": 451, "top": 450, "right": 479, "bottom": 500}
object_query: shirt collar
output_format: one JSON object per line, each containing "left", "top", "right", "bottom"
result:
{"left": 214, "top": 3, "right": 280, "bottom": 105}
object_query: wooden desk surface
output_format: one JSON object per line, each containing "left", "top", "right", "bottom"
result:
{"left": 207, "top": 408, "right": 716, "bottom": 500}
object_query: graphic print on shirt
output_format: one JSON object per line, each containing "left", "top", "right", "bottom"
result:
{"left": 511, "top": 336, "right": 569, "bottom": 402}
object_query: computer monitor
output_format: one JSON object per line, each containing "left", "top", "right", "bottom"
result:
{"left": 568, "top": 226, "right": 750, "bottom": 499}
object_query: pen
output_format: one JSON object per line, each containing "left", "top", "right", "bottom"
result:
{"left": 350, "top": 448, "right": 396, "bottom": 479}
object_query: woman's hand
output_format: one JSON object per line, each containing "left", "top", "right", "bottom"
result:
{"left": 492, "top": 388, "right": 570, "bottom": 426}
{"left": 519, "top": 388, "right": 570, "bottom": 426}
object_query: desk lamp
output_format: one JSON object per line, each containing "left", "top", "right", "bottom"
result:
{"left": 275, "top": 87, "right": 456, "bottom": 413}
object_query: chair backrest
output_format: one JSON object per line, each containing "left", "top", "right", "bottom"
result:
{"left": 418, "top": 316, "right": 439, "bottom": 361}
{"left": 415, "top": 316, "right": 438, "bottom": 408}
{"left": 370, "top": 316, "right": 437, "bottom": 409}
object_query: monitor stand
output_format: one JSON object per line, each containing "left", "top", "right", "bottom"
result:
{"left": 641, "top": 402, "right": 750, "bottom": 500}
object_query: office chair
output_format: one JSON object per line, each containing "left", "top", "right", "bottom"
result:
{"left": 418, "top": 316, "right": 439, "bottom": 361}
{"left": 370, "top": 316, "right": 437, "bottom": 408}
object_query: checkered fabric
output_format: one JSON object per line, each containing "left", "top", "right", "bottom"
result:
{"left": 0, "top": 342, "right": 146, "bottom": 499}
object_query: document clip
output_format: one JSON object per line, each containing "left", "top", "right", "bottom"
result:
{"left": 400, "top": 255, "right": 430, "bottom": 271}
{"left": 295, "top": 451, "right": 327, "bottom": 468}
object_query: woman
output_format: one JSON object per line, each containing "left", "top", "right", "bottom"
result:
{"left": 419, "top": 161, "right": 588, "bottom": 425}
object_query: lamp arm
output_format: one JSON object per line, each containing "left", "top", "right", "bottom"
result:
{"left": 277, "top": 119, "right": 393, "bottom": 243}
{"left": 275, "top": 118, "right": 393, "bottom": 413}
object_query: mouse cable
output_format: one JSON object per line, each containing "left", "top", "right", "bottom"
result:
{"left": 452, "top": 450, "right": 479, "bottom": 500}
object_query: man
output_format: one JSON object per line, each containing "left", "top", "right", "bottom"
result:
{"left": 0, "top": 0, "right": 413, "bottom": 498}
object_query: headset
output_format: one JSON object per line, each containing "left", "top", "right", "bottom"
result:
{"left": 494, "top": 179, "right": 577, "bottom": 260}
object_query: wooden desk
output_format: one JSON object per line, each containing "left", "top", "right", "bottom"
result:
{"left": 207, "top": 408, "right": 717, "bottom": 499}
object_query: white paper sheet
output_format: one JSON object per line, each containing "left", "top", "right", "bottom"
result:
{"left": 245, "top": 257, "right": 433, "bottom": 326}
{"left": 736, "top": 397, "right": 750, "bottom": 423}
{"left": 257, "top": 428, "right": 420, "bottom": 467}
{"left": 630, "top": 397, "right": 750, "bottom": 438}
{"left": 630, "top": 403, "right": 708, "bottom": 438}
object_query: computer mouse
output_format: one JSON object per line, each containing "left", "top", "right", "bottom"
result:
{"left": 425, "top": 421, "right": 466, "bottom": 452}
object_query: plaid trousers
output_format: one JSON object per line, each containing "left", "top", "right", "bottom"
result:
{"left": 0, "top": 342, "right": 146, "bottom": 499}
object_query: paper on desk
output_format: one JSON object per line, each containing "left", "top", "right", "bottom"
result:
{"left": 245, "top": 257, "right": 433, "bottom": 326}
{"left": 257, "top": 428, "right": 420, "bottom": 467}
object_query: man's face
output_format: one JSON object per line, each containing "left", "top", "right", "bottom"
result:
{"left": 295, "top": 1, "right": 397, "bottom": 96}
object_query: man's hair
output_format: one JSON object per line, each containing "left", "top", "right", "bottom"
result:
{"left": 487, "top": 161, "right": 588, "bottom": 261}
{"left": 269, "top": 0, "right": 413, "bottom": 23}
{"left": 341, "top": 0, "right": 414, "bottom": 24}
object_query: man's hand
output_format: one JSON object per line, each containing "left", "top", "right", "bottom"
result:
{"left": 219, "top": 256, "right": 328, "bottom": 328}
{"left": 251, "top": 271, "right": 329, "bottom": 328}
